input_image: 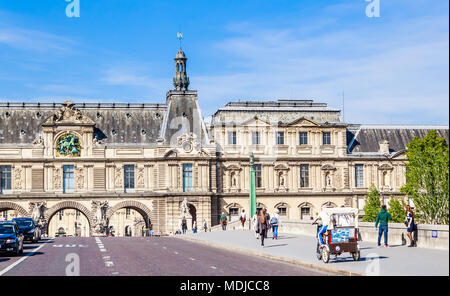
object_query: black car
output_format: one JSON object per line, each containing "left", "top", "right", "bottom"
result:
{"left": 0, "top": 221, "right": 24, "bottom": 256}
{"left": 12, "top": 217, "right": 40, "bottom": 243}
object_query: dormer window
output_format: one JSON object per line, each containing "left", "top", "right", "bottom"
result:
{"left": 299, "top": 132, "right": 308, "bottom": 145}
{"left": 252, "top": 131, "right": 260, "bottom": 145}
{"left": 276, "top": 132, "right": 284, "bottom": 145}
{"left": 322, "top": 132, "right": 331, "bottom": 145}
{"left": 228, "top": 131, "right": 237, "bottom": 145}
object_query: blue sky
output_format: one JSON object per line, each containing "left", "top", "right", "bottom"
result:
{"left": 0, "top": 0, "right": 448, "bottom": 124}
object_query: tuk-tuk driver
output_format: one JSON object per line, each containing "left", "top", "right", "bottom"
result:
{"left": 312, "top": 205, "right": 329, "bottom": 245}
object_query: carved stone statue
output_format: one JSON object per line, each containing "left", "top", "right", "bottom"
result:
{"left": 114, "top": 167, "right": 123, "bottom": 188}
{"left": 92, "top": 201, "right": 109, "bottom": 234}
{"left": 137, "top": 168, "right": 145, "bottom": 188}
{"left": 14, "top": 167, "right": 23, "bottom": 190}
{"left": 32, "top": 136, "right": 44, "bottom": 146}
{"left": 178, "top": 198, "right": 192, "bottom": 232}
{"left": 180, "top": 198, "right": 190, "bottom": 218}
{"left": 76, "top": 167, "right": 84, "bottom": 189}
{"left": 29, "top": 201, "right": 47, "bottom": 227}
{"left": 54, "top": 168, "right": 62, "bottom": 189}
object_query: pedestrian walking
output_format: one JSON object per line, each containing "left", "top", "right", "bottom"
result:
{"left": 251, "top": 211, "right": 259, "bottom": 239}
{"left": 258, "top": 209, "right": 270, "bottom": 247}
{"left": 181, "top": 216, "right": 188, "bottom": 234}
{"left": 239, "top": 209, "right": 247, "bottom": 230}
{"left": 405, "top": 205, "right": 417, "bottom": 247}
{"left": 263, "top": 208, "right": 270, "bottom": 238}
{"left": 220, "top": 212, "right": 228, "bottom": 231}
{"left": 193, "top": 220, "right": 198, "bottom": 234}
{"left": 375, "top": 205, "right": 393, "bottom": 247}
{"left": 203, "top": 218, "right": 208, "bottom": 232}
{"left": 270, "top": 209, "right": 280, "bottom": 240}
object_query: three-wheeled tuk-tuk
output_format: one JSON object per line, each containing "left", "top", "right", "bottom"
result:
{"left": 315, "top": 207, "right": 360, "bottom": 263}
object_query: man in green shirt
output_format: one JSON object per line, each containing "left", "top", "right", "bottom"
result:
{"left": 220, "top": 212, "right": 228, "bottom": 231}
{"left": 375, "top": 205, "right": 393, "bottom": 247}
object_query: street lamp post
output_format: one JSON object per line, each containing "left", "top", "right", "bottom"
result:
{"left": 249, "top": 153, "right": 257, "bottom": 229}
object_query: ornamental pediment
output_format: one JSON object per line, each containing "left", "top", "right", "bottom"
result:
{"left": 274, "top": 164, "right": 289, "bottom": 170}
{"left": 378, "top": 164, "right": 394, "bottom": 170}
{"left": 321, "top": 164, "right": 336, "bottom": 171}
{"left": 241, "top": 116, "right": 271, "bottom": 127}
{"left": 285, "top": 117, "right": 320, "bottom": 127}
{"left": 42, "top": 100, "right": 95, "bottom": 126}
{"left": 225, "top": 164, "right": 241, "bottom": 171}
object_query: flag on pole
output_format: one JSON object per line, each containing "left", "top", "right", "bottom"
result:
{"left": 177, "top": 32, "right": 183, "bottom": 40}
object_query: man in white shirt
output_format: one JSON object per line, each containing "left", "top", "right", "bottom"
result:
{"left": 239, "top": 210, "right": 247, "bottom": 229}
{"left": 312, "top": 206, "right": 329, "bottom": 245}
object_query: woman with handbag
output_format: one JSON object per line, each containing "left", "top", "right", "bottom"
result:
{"left": 405, "top": 205, "right": 417, "bottom": 247}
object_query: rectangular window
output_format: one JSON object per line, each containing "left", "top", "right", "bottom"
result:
{"left": 126, "top": 208, "right": 131, "bottom": 218}
{"left": 254, "top": 164, "right": 262, "bottom": 188}
{"left": 300, "top": 164, "right": 309, "bottom": 188}
{"left": 63, "top": 165, "right": 74, "bottom": 193}
{"left": 183, "top": 164, "right": 193, "bottom": 192}
{"left": 124, "top": 165, "right": 135, "bottom": 191}
{"left": 0, "top": 165, "right": 12, "bottom": 193}
{"left": 59, "top": 210, "right": 64, "bottom": 221}
{"left": 276, "top": 132, "right": 285, "bottom": 145}
{"left": 228, "top": 131, "right": 237, "bottom": 145}
{"left": 322, "top": 132, "right": 331, "bottom": 145}
{"left": 299, "top": 132, "right": 308, "bottom": 145}
{"left": 76, "top": 210, "right": 80, "bottom": 219}
{"left": 355, "top": 164, "right": 364, "bottom": 188}
{"left": 252, "top": 131, "right": 260, "bottom": 145}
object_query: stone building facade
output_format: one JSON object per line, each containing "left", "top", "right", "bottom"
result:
{"left": 0, "top": 49, "right": 448, "bottom": 236}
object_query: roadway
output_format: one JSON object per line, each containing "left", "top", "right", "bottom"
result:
{"left": 0, "top": 236, "right": 326, "bottom": 276}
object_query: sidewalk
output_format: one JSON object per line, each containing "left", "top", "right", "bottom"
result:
{"left": 180, "top": 229, "right": 449, "bottom": 276}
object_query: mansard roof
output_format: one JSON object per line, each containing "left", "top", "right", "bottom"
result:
{"left": 0, "top": 102, "right": 166, "bottom": 145}
{"left": 347, "top": 124, "right": 449, "bottom": 154}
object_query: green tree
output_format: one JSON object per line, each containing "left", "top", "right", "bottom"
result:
{"left": 388, "top": 197, "right": 406, "bottom": 223}
{"left": 401, "top": 130, "right": 449, "bottom": 225}
{"left": 362, "top": 185, "right": 382, "bottom": 222}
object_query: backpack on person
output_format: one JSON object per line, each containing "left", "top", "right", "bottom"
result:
{"left": 270, "top": 216, "right": 278, "bottom": 225}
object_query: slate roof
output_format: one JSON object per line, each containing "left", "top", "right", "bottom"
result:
{"left": 347, "top": 124, "right": 450, "bottom": 154}
{"left": 0, "top": 103, "right": 167, "bottom": 145}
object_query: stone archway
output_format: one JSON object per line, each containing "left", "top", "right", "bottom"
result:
{"left": 45, "top": 201, "right": 95, "bottom": 236}
{"left": 0, "top": 201, "right": 29, "bottom": 217}
{"left": 106, "top": 200, "right": 152, "bottom": 228}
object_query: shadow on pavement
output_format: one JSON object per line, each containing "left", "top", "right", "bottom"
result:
{"left": 328, "top": 256, "right": 389, "bottom": 263}
{"left": 263, "top": 244, "right": 289, "bottom": 248}
{"left": 0, "top": 257, "right": 10, "bottom": 262}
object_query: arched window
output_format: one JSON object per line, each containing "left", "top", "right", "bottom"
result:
{"left": 299, "top": 202, "right": 314, "bottom": 220}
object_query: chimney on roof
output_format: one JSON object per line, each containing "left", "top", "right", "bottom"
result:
{"left": 379, "top": 140, "right": 390, "bottom": 154}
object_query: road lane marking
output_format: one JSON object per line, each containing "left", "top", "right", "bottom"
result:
{"left": 105, "top": 261, "right": 114, "bottom": 267}
{"left": 112, "top": 272, "right": 119, "bottom": 275}
{"left": 189, "top": 258, "right": 196, "bottom": 261}
{"left": 174, "top": 251, "right": 179, "bottom": 255}
{"left": 210, "top": 266, "right": 218, "bottom": 270}
{"left": 163, "top": 247, "right": 167, "bottom": 250}
{"left": 0, "top": 241, "right": 51, "bottom": 276}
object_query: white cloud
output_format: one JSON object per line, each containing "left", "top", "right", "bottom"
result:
{"left": 0, "top": 26, "right": 76, "bottom": 54}
{"left": 193, "top": 14, "right": 449, "bottom": 124}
